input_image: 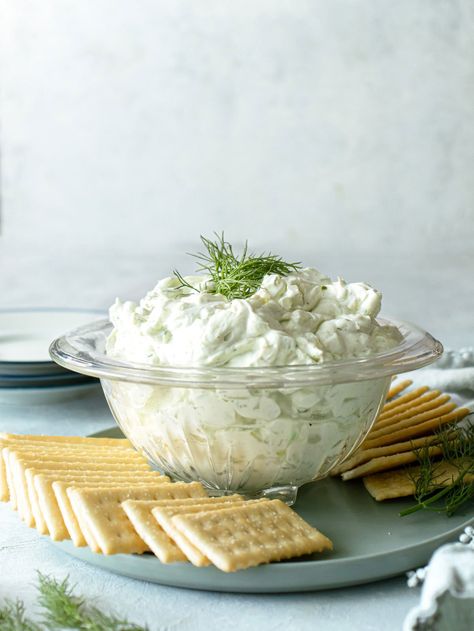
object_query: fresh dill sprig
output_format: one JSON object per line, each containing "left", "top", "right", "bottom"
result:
{"left": 0, "top": 599, "right": 42, "bottom": 631}
{"left": 36, "top": 573, "right": 148, "bottom": 630}
{"left": 173, "top": 233, "right": 302, "bottom": 300}
{"left": 400, "top": 422, "right": 474, "bottom": 517}
{"left": 0, "top": 574, "right": 149, "bottom": 631}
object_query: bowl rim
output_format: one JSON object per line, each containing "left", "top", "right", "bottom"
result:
{"left": 49, "top": 316, "right": 443, "bottom": 388}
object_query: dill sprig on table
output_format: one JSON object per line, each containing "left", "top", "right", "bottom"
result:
{"left": 0, "top": 573, "right": 148, "bottom": 631}
{"left": 37, "top": 573, "right": 148, "bottom": 631}
{"left": 400, "top": 422, "right": 474, "bottom": 517}
{"left": 0, "top": 599, "right": 43, "bottom": 631}
{"left": 174, "top": 233, "right": 302, "bottom": 300}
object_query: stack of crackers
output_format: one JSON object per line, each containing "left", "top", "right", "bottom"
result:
{"left": 332, "top": 379, "right": 472, "bottom": 500}
{"left": 0, "top": 432, "right": 332, "bottom": 572}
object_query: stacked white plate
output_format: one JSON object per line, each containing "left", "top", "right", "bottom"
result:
{"left": 0, "top": 308, "right": 104, "bottom": 389}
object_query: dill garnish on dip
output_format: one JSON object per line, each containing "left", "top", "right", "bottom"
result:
{"left": 107, "top": 233, "right": 401, "bottom": 367}
{"left": 174, "top": 233, "right": 302, "bottom": 300}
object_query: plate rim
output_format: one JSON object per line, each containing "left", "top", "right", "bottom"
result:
{"left": 0, "top": 307, "right": 105, "bottom": 366}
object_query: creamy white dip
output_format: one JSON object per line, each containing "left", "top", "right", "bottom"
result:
{"left": 106, "top": 268, "right": 401, "bottom": 367}
{"left": 104, "top": 268, "right": 399, "bottom": 493}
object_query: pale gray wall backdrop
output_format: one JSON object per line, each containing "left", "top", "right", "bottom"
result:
{"left": 1, "top": 1, "right": 473, "bottom": 346}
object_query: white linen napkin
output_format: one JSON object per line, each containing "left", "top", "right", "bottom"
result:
{"left": 402, "top": 348, "right": 474, "bottom": 630}
{"left": 404, "top": 347, "right": 474, "bottom": 411}
{"left": 404, "top": 529, "right": 474, "bottom": 631}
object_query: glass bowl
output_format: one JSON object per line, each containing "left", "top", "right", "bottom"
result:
{"left": 50, "top": 317, "right": 442, "bottom": 504}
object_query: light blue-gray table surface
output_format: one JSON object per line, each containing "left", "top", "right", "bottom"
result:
{"left": 1, "top": 248, "right": 472, "bottom": 631}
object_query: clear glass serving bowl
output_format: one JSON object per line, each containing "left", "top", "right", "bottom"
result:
{"left": 50, "top": 317, "right": 442, "bottom": 504}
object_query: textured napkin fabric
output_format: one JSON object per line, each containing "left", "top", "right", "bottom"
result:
{"left": 404, "top": 537, "right": 474, "bottom": 631}
{"left": 405, "top": 347, "right": 474, "bottom": 410}
{"left": 402, "top": 348, "right": 474, "bottom": 631}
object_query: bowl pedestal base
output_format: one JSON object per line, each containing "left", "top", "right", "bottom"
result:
{"left": 206, "top": 484, "right": 299, "bottom": 506}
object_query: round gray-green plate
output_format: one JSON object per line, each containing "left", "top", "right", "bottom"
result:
{"left": 53, "top": 427, "right": 474, "bottom": 593}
